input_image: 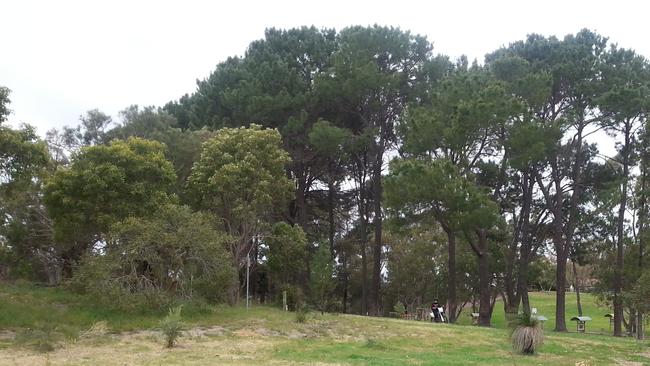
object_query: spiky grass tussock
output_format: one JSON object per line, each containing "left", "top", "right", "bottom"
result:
{"left": 79, "top": 321, "right": 109, "bottom": 339}
{"left": 511, "top": 312, "right": 543, "bottom": 355}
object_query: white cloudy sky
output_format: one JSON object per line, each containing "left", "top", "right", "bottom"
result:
{"left": 2, "top": 0, "right": 649, "bottom": 144}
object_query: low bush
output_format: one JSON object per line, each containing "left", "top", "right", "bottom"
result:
{"left": 69, "top": 205, "right": 237, "bottom": 311}
{"left": 295, "top": 308, "right": 308, "bottom": 323}
{"left": 158, "top": 305, "right": 185, "bottom": 348}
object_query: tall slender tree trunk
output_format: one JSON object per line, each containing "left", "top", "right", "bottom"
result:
{"left": 614, "top": 121, "right": 631, "bottom": 337}
{"left": 637, "top": 132, "right": 648, "bottom": 340}
{"left": 555, "top": 252, "right": 568, "bottom": 331}
{"left": 552, "top": 121, "right": 585, "bottom": 332}
{"left": 446, "top": 229, "right": 457, "bottom": 323}
{"left": 572, "top": 260, "right": 583, "bottom": 317}
{"left": 516, "top": 172, "right": 535, "bottom": 315}
{"left": 295, "top": 168, "right": 308, "bottom": 229}
{"left": 369, "top": 145, "right": 384, "bottom": 316}
{"left": 475, "top": 230, "right": 492, "bottom": 327}
{"left": 360, "top": 219, "right": 368, "bottom": 315}
{"left": 355, "top": 157, "right": 369, "bottom": 315}
{"left": 328, "top": 177, "right": 336, "bottom": 260}
{"left": 553, "top": 171, "right": 568, "bottom": 332}
{"left": 342, "top": 253, "right": 349, "bottom": 314}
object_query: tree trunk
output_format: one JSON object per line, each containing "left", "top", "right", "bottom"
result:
{"left": 516, "top": 173, "right": 534, "bottom": 315}
{"left": 342, "top": 253, "right": 349, "bottom": 314}
{"left": 356, "top": 159, "right": 369, "bottom": 315}
{"left": 360, "top": 234, "right": 368, "bottom": 315}
{"left": 369, "top": 147, "right": 384, "bottom": 316}
{"left": 328, "top": 177, "right": 336, "bottom": 260}
{"left": 447, "top": 229, "right": 457, "bottom": 323}
{"left": 614, "top": 121, "right": 631, "bottom": 337}
{"left": 555, "top": 254, "right": 568, "bottom": 331}
{"left": 517, "top": 252, "right": 531, "bottom": 314}
{"left": 294, "top": 167, "right": 308, "bottom": 229}
{"left": 551, "top": 167, "right": 568, "bottom": 332}
{"left": 572, "top": 260, "right": 583, "bottom": 317}
{"left": 552, "top": 169, "right": 568, "bottom": 331}
{"left": 476, "top": 230, "right": 492, "bottom": 327}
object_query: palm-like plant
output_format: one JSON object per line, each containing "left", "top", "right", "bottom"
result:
{"left": 511, "top": 312, "right": 543, "bottom": 354}
{"left": 159, "top": 305, "right": 185, "bottom": 348}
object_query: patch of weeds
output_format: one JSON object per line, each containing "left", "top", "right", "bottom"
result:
{"left": 295, "top": 308, "right": 309, "bottom": 323}
{"left": 77, "top": 321, "right": 112, "bottom": 345}
{"left": 79, "top": 320, "right": 109, "bottom": 339}
{"left": 14, "top": 328, "right": 61, "bottom": 353}
{"left": 13, "top": 321, "right": 79, "bottom": 353}
{"left": 364, "top": 338, "right": 388, "bottom": 350}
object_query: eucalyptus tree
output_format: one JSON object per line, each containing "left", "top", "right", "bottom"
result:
{"left": 0, "top": 121, "right": 51, "bottom": 281}
{"left": 188, "top": 125, "right": 293, "bottom": 302}
{"left": 0, "top": 86, "right": 10, "bottom": 124}
{"left": 44, "top": 138, "right": 176, "bottom": 276}
{"left": 107, "top": 105, "right": 215, "bottom": 201}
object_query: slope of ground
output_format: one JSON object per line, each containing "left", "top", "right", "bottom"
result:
{"left": 0, "top": 283, "right": 648, "bottom": 365}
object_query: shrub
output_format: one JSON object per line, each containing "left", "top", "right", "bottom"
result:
{"left": 69, "top": 205, "right": 237, "bottom": 310}
{"left": 159, "top": 305, "right": 185, "bottom": 348}
{"left": 511, "top": 312, "right": 543, "bottom": 355}
{"left": 295, "top": 307, "right": 308, "bottom": 323}
{"left": 13, "top": 323, "right": 76, "bottom": 353}
{"left": 278, "top": 284, "right": 305, "bottom": 311}
{"left": 393, "top": 301, "right": 406, "bottom": 315}
{"left": 309, "top": 244, "right": 336, "bottom": 314}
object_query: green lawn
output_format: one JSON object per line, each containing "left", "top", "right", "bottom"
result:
{"left": 0, "top": 283, "right": 648, "bottom": 365}
{"left": 456, "top": 291, "right": 627, "bottom": 335}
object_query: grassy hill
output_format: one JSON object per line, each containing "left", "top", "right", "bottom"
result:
{"left": 0, "top": 283, "right": 648, "bottom": 365}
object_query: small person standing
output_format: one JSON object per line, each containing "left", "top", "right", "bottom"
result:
{"left": 431, "top": 299, "right": 442, "bottom": 323}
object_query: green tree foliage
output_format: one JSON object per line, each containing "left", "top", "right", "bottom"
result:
{"left": 595, "top": 45, "right": 650, "bottom": 336}
{"left": 310, "top": 244, "right": 337, "bottom": 314}
{"left": 266, "top": 222, "right": 307, "bottom": 288}
{"left": 189, "top": 125, "right": 292, "bottom": 301}
{"left": 60, "top": 109, "right": 113, "bottom": 150}
{"left": 486, "top": 29, "right": 613, "bottom": 332}
{"left": 108, "top": 105, "right": 214, "bottom": 197}
{"left": 166, "top": 27, "right": 338, "bottom": 231}
{"left": 325, "top": 25, "right": 435, "bottom": 315}
{"left": 1, "top": 124, "right": 49, "bottom": 184}
{"left": 0, "top": 123, "right": 51, "bottom": 281}
{"left": 0, "top": 86, "right": 11, "bottom": 124}
{"left": 383, "top": 221, "right": 445, "bottom": 312}
{"left": 385, "top": 157, "right": 499, "bottom": 325}
{"left": 71, "top": 205, "right": 235, "bottom": 309}
{"left": 44, "top": 138, "right": 176, "bottom": 273}
{"left": 628, "top": 272, "right": 650, "bottom": 315}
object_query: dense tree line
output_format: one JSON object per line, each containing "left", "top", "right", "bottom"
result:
{"left": 1, "top": 26, "right": 649, "bottom": 336}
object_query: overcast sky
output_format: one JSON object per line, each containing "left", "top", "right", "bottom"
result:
{"left": 2, "top": 0, "right": 649, "bottom": 144}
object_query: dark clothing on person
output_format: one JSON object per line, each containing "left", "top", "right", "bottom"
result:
{"left": 431, "top": 302, "right": 442, "bottom": 323}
